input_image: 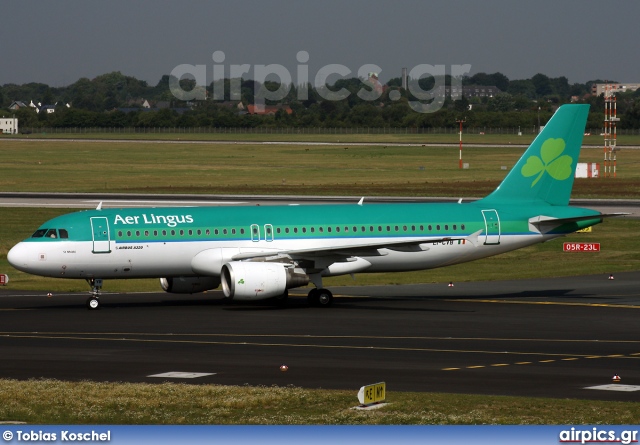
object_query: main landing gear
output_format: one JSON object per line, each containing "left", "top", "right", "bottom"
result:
{"left": 271, "top": 289, "right": 289, "bottom": 307}
{"left": 307, "top": 288, "right": 334, "bottom": 307}
{"left": 86, "top": 278, "right": 103, "bottom": 310}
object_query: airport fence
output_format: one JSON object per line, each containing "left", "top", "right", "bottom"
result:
{"left": 15, "top": 126, "right": 640, "bottom": 136}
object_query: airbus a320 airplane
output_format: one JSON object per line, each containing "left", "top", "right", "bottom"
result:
{"left": 8, "top": 104, "right": 620, "bottom": 309}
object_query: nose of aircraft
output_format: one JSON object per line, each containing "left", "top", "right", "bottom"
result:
{"left": 7, "top": 242, "right": 30, "bottom": 272}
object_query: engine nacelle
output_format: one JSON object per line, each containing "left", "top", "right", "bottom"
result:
{"left": 221, "top": 261, "right": 309, "bottom": 301}
{"left": 160, "top": 276, "right": 220, "bottom": 294}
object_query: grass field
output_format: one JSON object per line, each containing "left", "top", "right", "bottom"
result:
{"left": 1, "top": 379, "right": 639, "bottom": 424}
{"left": 1, "top": 139, "right": 640, "bottom": 198}
{"left": 1, "top": 137, "right": 639, "bottom": 425}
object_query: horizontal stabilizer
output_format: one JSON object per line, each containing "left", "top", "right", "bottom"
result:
{"left": 528, "top": 213, "right": 629, "bottom": 233}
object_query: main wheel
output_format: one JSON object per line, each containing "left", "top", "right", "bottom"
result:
{"left": 307, "top": 288, "right": 333, "bottom": 307}
{"left": 316, "top": 289, "right": 333, "bottom": 307}
{"left": 271, "top": 289, "right": 289, "bottom": 307}
{"left": 86, "top": 296, "right": 100, "bottom": 310}
{"left": 307, "top": 288, "right": 319, "bottom": 306}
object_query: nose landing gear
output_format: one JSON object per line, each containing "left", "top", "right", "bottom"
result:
{"left": 86, "top": 278, "right": 103, "bottom": 310}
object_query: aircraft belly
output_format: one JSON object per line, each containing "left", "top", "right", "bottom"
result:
{"left": 50, "top": 241, "right": 194, "bottom": 278}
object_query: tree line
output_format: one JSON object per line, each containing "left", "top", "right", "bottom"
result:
{"left": 2, "top": 71, "right": 639, "bottom": 129}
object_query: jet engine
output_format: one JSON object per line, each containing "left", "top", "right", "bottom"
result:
{"left": 160, "top": 276, "right": 220, "bottom": 294}
{"left": 221, "top": 261, "right": 309, "bottom": 301}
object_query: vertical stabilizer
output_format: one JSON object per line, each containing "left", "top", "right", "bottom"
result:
{"left": 479, "top": 104, "right": 589, "bottom": 206}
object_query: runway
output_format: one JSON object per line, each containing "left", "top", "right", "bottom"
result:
{"left": 1, "top": 271, "right": 639, "bottom": 401}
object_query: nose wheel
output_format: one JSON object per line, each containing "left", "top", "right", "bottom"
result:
{"left": 86, "top": 296, "right": 100, "bottom": 310}
{"left": 86, "top": 278, "right": 103, "bottom": 310}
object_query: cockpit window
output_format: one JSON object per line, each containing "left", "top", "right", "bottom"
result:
{"left": 31, "top": 228, "right": 69, "bottom": 239}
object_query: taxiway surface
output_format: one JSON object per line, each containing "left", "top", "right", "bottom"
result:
{"left": 1, "top": 272, "right": 639, "bottom": 401}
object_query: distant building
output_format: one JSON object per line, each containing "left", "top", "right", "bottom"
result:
{"left": 218, "top": 101, "right": 245, "bottom": 111}
{"left": 0, "top": 118, "right": 18, "bottom": 134}
{"left": 591, "top": 83, "right": 640, "bottom": 96}
{"left": 366, "top": 72, "right": 384, "bottom": 94}
{"left": 432, "top": 85, "right": 502, "bottom": 99}
{"left": 8, "top": 101, "right": 28, "bottom": 110}
{"left": 246, "top": 104, "right": 293, "bottom": 115}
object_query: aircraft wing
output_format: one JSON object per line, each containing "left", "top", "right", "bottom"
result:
{"left": 231, "top": 231, "right": 484, "bottom": 261}
{"left": 528, "top": 213, "right": 629, "bottom": 233}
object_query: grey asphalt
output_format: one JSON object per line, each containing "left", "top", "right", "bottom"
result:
{"left": 1, "top": 271, "right": 639, "bottom": 402}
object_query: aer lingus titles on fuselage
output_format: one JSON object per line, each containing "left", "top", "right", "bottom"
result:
{"left": 114, "top": 213, "right": 195, "bottom": 228}
{"left": 7, "top": 104, "right": 621, "bottom": 310}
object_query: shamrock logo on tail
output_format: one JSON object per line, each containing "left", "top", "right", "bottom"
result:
{"left": 521, "top": 138, "right": 573, "bottom": 187}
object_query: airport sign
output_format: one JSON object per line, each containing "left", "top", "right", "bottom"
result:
{"left": 563, "top": 242, "right": 600, "bottom": 252}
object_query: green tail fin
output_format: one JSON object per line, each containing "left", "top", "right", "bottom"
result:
{"left": 479, "top": 104, "right": 589, "bottom": 206}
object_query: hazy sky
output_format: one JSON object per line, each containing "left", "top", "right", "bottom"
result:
{"left": 3, "top": 0, "right": 639, "bottom": 87}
